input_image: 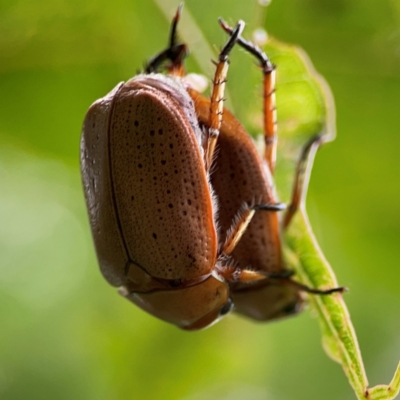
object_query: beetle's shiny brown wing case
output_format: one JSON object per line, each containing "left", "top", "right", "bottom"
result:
{"left": 189, "top": 89, "right": 303, "bottom": 321}
{"left": 123, "top": 274, "right": 230, "bottom": 330}
{"left": 108, "top": 75, "right": 217, "bottom": 281}
{"left": 81, "top": 82, "right": 128, "bottom": 287}
{"left": 81, "top": 75, "right": 230, "bottom": 330}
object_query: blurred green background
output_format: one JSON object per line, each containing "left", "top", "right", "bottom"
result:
{"left": 1, "top": 0, "right": 400, "bottom": 399}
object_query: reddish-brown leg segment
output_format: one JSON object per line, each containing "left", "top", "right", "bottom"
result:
{"left": 219, "top": 19, "right": 277, "bottom": 174}
{"left": 145, "top": 3, "right": 187, "bottom": 76}
{"left": 205, "top": 21, "right": 245, "bottom": 171}
{"left": 282, "top": 134, "right": 323, "bottom": 229}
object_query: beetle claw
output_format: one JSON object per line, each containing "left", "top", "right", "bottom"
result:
{"left": 275, "top": 278, "right": 348, "bottom": 295}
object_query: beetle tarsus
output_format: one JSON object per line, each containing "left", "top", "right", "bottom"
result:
{"left": 267, "top": 270, "right": 295, "bottom": 279}
{"left": 219, "top": 18, "right": 274, "bottom": 73}
{"left": 219, "top": 20, "right": 245, "bottom": 61}
{"left": 219, "top": 18, "right": 278, "bottom": 173}
{"left": 170, "top": 3, "right": 184, "bottom": 48}
{"left": 144, "top": 3, "right": 188, "bottom": 75}
{"left": 281, "top": 278, "right": 348, "bottom": 295}
{"left": 205, "top": 20, "right": 245, "bottom": 171}
{"left": 254, "top": 202, "right": 286, "bottom": 212}
{"left": 216, "top": 263, "right": 346, "bottom": 296}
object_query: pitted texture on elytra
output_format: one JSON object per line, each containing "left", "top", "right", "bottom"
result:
{"left": 109, "top": 81, "right": 217, "bottom": 280}
{"left": 81, "top": 83, "right": 129, "bottom": 286}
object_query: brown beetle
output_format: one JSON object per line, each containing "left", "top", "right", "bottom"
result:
{"left": 81, "top": 5, "right": 344, "bottom": 330}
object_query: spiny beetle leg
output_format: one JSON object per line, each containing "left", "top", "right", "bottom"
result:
{"left": 253, "top": 267, "right": 347, "bottom": 294}
{"left": 169, "top": 2, "right": 184, "bottom": 49}
{"left": 283, "top": 134, "right": 323, "bottom": 229}
{"left": 220, "top": 200, "right": 283, "bottom": 257}
{"left": 220, "top": 201, "right": 254, "bottom": 257}
{"left": 145, "top": 3, "right": 188, "bottom": 75}
{"left": 267, "top": 270, "right": 295, "bottom": 279}
{"left": 280, "top": 278, "right": 348, "bottom": 295}
{"left": 216, "top": 265, "right": 294, "bottom": 284}
{"left": 205, "top": 20, "right": 245, "bottom": 171}
{"left": 216, "top": 265, "right": 267, "bottom": 283}
{"left": 219, "top": 18, "right": 277, "bottom": 173}
{"left": 217, "top": 266, "right": 346, "bottom": 293}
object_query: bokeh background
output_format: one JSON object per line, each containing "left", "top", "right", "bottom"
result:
{"left": 1, "top": 0, "right": 400, "bottom": 399}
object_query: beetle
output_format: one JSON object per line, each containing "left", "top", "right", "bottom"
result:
{"left": 80, "top": 5, "right": 344, "bottom": 330}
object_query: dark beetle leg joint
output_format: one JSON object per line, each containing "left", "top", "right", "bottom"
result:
{"left": 277, "top": 278, "right": 347, "bottom": 295}
{"left": 254, "top": 202, "right": 286, "bottom": 212}
{"left": 144, "top": 3, "right": 188, "bottom": 74}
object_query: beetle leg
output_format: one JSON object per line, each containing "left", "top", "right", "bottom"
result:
{"left": 216, "top": 264, "right": 296, "bottom": 284}
{"left": 275, "top": 277, "right": 347, "bottom": 295}
{"left": 282, "top": 134, "right": 323, "bottom": 229}
{"left": 216, "top": 260, "right": 346, "bottom": 291}
{"left": 219, "top": 19, "right": 277, "bottom": 174}
{"left": 205, "top": 21, "right": 245, "bottom": 171}
{"left": 220, "top": 201, "right": 283, "bottom": 257}
{"left": 221, "top": 203, "right": 255, "bottom": 256}
{"left": 144, "top": 3, "right": 188, "bottom": 76}
{"left": 216, "top": 265, "right": 266, "bottom": 283}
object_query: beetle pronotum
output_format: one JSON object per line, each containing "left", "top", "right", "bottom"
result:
{"left": 80, "top": 4, "right": 345, "bottom": 330}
